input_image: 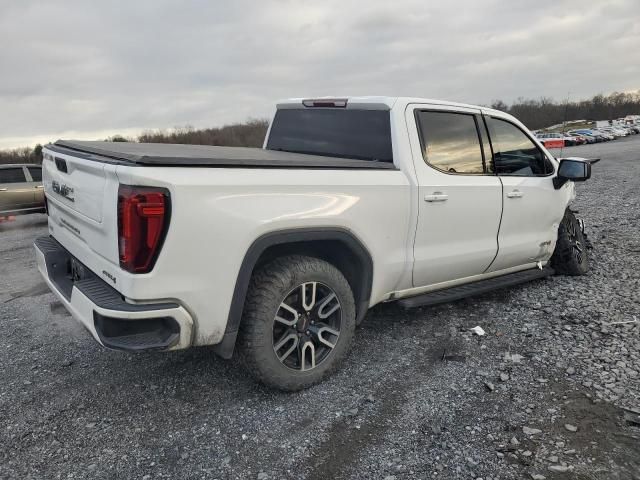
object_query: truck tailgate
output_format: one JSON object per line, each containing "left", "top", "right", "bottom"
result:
{"left": 42, "top": 149, "right": 120, "bottom": 267}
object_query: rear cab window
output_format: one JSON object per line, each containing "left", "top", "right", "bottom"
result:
{"left": 415, "top": 110, "right": 489, "bottom": 174}
{"left": 266, "top": 108, "right": 393, "bottom": 163}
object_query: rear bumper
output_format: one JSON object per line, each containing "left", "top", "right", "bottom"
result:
{"left": 34, "top": 236, "right": 193, "bottom": 351}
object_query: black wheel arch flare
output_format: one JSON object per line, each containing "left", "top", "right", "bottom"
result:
{"left": 212, "top": 227, "right": 373, "bottom": 359}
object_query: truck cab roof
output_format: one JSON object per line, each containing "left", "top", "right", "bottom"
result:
{"left": 276, "top": 96, "right": 502, "bottom": 115}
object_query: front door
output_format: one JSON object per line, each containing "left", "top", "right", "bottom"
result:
{"left": 407, "top": 105, "right": 503, "bottom": 287}
{"left": 0, "top": 167, "right": 35, "bottom": 213}
{"left": 484, "top": 115, "right": 567, "bottom": 272}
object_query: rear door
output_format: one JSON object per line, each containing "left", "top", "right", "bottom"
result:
{"left": 0, "top": 167, "right": 35, "bottom": 213}
{"left": 26, "top": 166, "right": 45, "bottom": 206}
{"left": 407, "top": 105, "right": 503, "bottom": 287}
{"left": 484, "top": 114, "right": 566, "bottom": 271}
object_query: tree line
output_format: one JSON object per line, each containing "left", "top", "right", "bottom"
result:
{"left": 490, "top": 90, "right": 640, "bottom": 130}
{"left": 2, "top": 91, "right": 639, "bottom": 165}
{"left": 0, "top": 119, "right": 269, "bottom": 166}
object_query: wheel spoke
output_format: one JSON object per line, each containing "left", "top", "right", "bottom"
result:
{"left": 275, "top": 302, "right": 299, "bottom": 326}
{"left": 313, "top": 323, "right": 339, "bottom": 349}
{"left": 273, "top": 281, "right": 342, "bottom": 372}
{"left": 300, "top": 340, "right": 316, "bottom": 371}
{"left": 301, "top": 282, "right": 317, "bottom": 311}
{"left": 274, "top": 332, "right": 299, "bottom": 362}
{"left": 317, "top": 292, "right": 340, "bottom": 319}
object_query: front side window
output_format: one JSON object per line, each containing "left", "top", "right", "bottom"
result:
{"left": 0, "top": 167, "right": 27, "bottom": 183}
{"left": 486, "top": 117, "right": 552, "bottom": 176}
{"left": 416, "top": 111, "right": 485, "bottom": 174}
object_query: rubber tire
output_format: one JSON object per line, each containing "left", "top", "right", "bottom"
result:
{"left": 551, "top": 209, "right": 589, "bottom": 276}
{"left": 238, "top": 255, "right": 356, "bottom": 391}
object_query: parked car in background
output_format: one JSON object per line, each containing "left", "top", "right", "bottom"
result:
{"left": 535, "top": 132, "right": 567, "bottom": 148}
{"left": 567, "top": 133, "right": 589, "bottom": 145}
{"left": 592, "top": 129, "right": 615, "bottom": 141}
{"left": 0, "top": 164, "right": 45, "bottom": 217}
{"left": 569, "top": 129, "right": 608, "bottom": 142}
{"left": 562, "top": 134, "right": 580, "bottom": 146}
{"left": 567, "top": 132, "right": 596, "bottom": 144}
{"left": 535, "top": 132, "right": 579, "bottom": 147}
{"left": 601, "top": 127, "right": 626, "bottom": 137}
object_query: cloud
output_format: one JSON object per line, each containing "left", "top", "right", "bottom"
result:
{"left": 0, "top": 0, "right": 638, "bottom": 148}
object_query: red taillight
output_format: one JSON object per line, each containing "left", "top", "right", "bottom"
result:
{"left": 118, "top": 185, "right": 170, "bottom": 273}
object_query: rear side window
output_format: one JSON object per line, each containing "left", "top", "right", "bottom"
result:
{"left": 486, "top": 117, "right": 553, "bottom": 176}
{"left": 416, "top": 111, "right": 485, "bottom": 174}
{"left": 0, "top": 167, "right": 26, "bottom": 183}
{"left": 266, "top": 109, "right": 393, "bottom": 162}
{"left": 28, "top": 167, "right": 42, "bottom": 182}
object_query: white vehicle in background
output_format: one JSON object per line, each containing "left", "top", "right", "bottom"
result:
{"left": 589, "top": 129, "right": 614, "bottom": 141}
{"left": 35, "top": 96, "right": 595, "bottom": 390}
{"left": 601, "top": 127, "right": 626, "bottom": 137}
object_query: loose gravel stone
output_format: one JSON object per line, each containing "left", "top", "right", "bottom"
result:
{"left": 548, "top": 465, "right": 571, "bottom": 473}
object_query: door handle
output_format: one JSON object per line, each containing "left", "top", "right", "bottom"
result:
{"left": 35, "top": 185, "right": 44, "bottom": 189}
{"left": 424, "top": 192, "right": 448, "bottom": 202}
{"left": 506, "top": 190, "right": 523, "bottom": 198}
{"left": 0, "top": 188, "right": 7, "bottom": 192}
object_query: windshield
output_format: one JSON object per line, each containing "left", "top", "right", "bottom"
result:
{"left": 266, "top": 109, "right": 393, "bottom": 162}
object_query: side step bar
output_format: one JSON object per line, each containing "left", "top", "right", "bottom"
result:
{"left": 397, "top": 267, "right": 554, "bottom": 309}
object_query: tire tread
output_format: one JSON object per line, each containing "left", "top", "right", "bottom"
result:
{"left": 238, "top": 255, "right": 355, "bottom": 391}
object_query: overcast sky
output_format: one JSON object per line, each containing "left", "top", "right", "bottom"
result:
{"left": 1, "top": 0, "right": 638, "bottom": 149}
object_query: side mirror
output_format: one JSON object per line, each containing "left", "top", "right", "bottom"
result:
{"left": 553, "top": 157, "right": 597, "bottom": 189}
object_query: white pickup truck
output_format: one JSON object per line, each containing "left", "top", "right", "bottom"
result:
{"left": 36, "top": 96, "right": 594, "bottom": 390}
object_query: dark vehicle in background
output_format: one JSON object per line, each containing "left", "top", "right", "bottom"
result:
{"left": 0, "top": 164, "right": 45, "bottom": 217}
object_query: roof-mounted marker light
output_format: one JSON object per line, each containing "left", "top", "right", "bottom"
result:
{"left": 302, "top": 98, "right": 348, "bottom": 108}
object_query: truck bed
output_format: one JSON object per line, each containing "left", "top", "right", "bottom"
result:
{"left": 49, "top": 140, "right": 396, "bottom": 170}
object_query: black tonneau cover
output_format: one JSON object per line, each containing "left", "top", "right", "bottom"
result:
{"left": 50, "top": 140, "right": 396, "bottom": 170}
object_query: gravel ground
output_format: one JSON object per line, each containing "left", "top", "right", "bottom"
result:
{"left": 1, "top": 136, "right": 639, "bottom": 480}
